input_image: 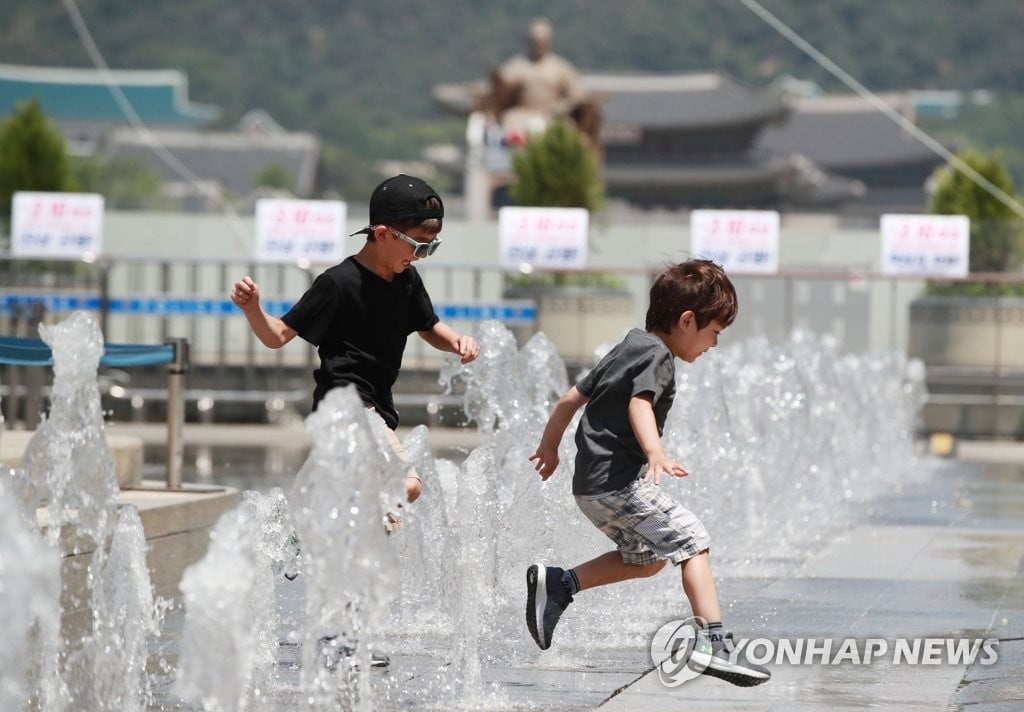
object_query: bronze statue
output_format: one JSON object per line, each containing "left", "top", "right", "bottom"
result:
{"left": 481, "top": 17, "right": 601, "bottom": 147}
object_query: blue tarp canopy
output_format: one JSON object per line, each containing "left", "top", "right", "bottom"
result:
{"left": 0, "top": 336, "right": 175, "bottom": 367}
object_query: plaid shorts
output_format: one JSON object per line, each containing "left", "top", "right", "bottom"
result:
{"left": 575, "top": 479, "right": 711, "bottom": 565}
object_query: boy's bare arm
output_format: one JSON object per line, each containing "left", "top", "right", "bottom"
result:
{"left": 230, "top": 276, "right": 297, "bottom": 349}
{"left": 628, "top": 394, "right": 688, "bottom": 484}
{"left": 529, "top": 386, "right": 588, "bottom": 480}
{"left": 418, "top": 321, "right": 480, "bottom": 364}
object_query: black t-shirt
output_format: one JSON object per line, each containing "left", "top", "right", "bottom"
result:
{"left": 572, "top": 328, "right": 676, "bottom": 495}
{"left": 281, "top": 256, "right": 439, "bottom": 428}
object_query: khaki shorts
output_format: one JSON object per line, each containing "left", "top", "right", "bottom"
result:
{"left": 365, "top": 408, "right": 420, "bottom": 533}
{"left": 366, "top": 408, "right": 420, "bottom": 481}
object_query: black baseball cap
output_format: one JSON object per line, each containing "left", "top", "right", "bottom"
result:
{"left": 350, "top": 174, "right": 444, "bottom": 236}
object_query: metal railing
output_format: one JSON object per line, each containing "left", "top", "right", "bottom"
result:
{"left": 4, "top": 254, "right": 1024, "bottom": 438}
{"left": 0, "top": 330, "right": 188, "bottom": 489}
{"left": 0, "top": 255, "right": 533, "bottom": 426}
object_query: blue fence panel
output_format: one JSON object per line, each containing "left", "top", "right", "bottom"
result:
{"left": 0, "top": 293, "right": 536, "bottom": 324}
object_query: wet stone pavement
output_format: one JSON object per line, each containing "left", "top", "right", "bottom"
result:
{"left": 602, "top": 450, "right": 1024, "bottom": 711}
{"left": 141, "top": 441, "right": 1024, "bottom": 710}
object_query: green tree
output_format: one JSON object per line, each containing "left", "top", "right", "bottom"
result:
{"left": 927, "top": 148, "right": 1024, "bottom": 295}
{"left": 74, "top": 156, "right": 162, "bottom": 209}
{"left": 507, "top": 118, "right": 616, "bottom": 288}
{"left": 0, "top": 99, "right": 77, "bottom": 222}
{"left": 253, "top": 163, "right": 294, "bottom": 193}
{"left": 510, "top": 118, "right": 603, "bottom": 212}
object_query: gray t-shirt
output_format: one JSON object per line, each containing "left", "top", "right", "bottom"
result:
{"left": 572, "top": 328, "right": 676, "bottom": 495}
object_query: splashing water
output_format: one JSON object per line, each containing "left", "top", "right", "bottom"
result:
{"left": 19, "top": 311, "right": 119, "bottom": 549}
{"left": 0, "top": 478, "right": 64, "bottom": 710}
{"left": 660, "top": 330, "right": 927, "bottom": 570}
{"left": 289, "top": 387, "right": 406, "bottom": 710}
{"left": 417, "top": 322, "right": 929, "bottom": 659}
{"left": 175, "top": 489, "right": 289, "bottom": 711}
{"left": 172, "top": 319, "right": 928, "bottom": 709}
{"left": 68, "top": 505, "right": 160, "bottom": 711}
{"left": 1, "top": 312, "right": 163, "bottom": 712}
{"left": 3, "top": 314, "right": 931, "bottom": 710}
{"left": 176, "top": 386, "right": 408, "bottom": 710}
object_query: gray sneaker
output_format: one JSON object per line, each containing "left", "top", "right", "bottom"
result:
{"left": 687, "top": 630, "right": 770, "bottom": 687}
{"left": 526, "top": 564, "right": 572, "bottom": 650}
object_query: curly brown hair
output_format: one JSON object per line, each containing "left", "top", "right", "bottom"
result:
{"left": 645, "top": 259, "right": 738, "bottom": 333}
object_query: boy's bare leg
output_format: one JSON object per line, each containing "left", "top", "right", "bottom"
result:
{"left": 573, "top": 551, "right": 666, "bottom": 591}
{"left": 680, "top": 550, "right": 722, "bottom": 622}
{"left": 678, "top": 550, "right": 771, "bottom": 686}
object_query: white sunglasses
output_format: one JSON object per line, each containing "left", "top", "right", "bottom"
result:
{"left": 389, "top": 227, "right": 442, "bottom": 259}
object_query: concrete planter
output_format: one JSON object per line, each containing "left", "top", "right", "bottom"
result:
{"left": 909, "top": 296, "right": 1024, "bottom": 439}
{"left": 505, "top": 284, "right": 634, "bottom": 367}
{"left": 909, "top": 296, "right": 1024, "bottom": 369}
{"left": 0, "top": 430, "right": 144, "bottom": 488}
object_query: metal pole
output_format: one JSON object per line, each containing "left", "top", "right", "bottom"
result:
{"left": 24, "top": 302, "right": 47, "bottom": 429}
{"left": 8, "top": 303, "right": 23, "bottom": 428}
{"left": 165, "top": 337, "right": 188, "bottom": 489}
{"left": 890, "top": 277, "right": 898, "bottom": 351}
{"left": 783, "top": 277, "right": 793, "bottom": 340}
{"left": 98, "top": 258, "right": 111, "bottom": 341}
{"left": 993, "top": 296, "right": 1003, "bottom": 440}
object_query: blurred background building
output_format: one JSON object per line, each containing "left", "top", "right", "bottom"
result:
{"left": 1, "top": 4, "right": 1022, "bottom": 440}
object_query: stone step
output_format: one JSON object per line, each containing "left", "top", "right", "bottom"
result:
{"left": 0, "top": 428, "right": 144, "bottom": 488}
{"left": 43, "top": 481, "right": 241, "bottom": 643}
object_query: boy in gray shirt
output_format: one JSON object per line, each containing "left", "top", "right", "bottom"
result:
{"left": 526, "top": 259, "right": 769, "bottom": 687}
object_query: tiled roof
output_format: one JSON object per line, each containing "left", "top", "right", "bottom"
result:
{"left": 603, "top": 155, "right": 791, "bottom": 186}
{"left": 755, "top": 94, "right": 940, "bottom": 169}
{"left": 585, "top": 72, "right": 787, "bottom": 130}
{"left": 104, "top": 128, "right": 319, "bottom": 196}
{"left": 432, "top": 71, "right": 787, "bottom": 129}
{"left": 0, "top": 63, "right": 218, "bottom": 124}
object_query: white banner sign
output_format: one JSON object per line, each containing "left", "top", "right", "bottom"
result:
{"left": 255, "top": 199, "right": 347, "bottom": 263}
{"left": 880, "top": 214, "right": 970, "bottom": 277}
{"left": 11, "top": 191, "right": 104, "bottom": 258}
{"left": 499, "top": 206, "right": 588, "bottom": 269}
{"left": 690, "top": 209, "right": 779, "bottom": 274}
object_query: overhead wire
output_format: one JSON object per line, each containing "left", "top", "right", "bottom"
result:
{"left": 61, "top": 0, "right": 252, "bottom": 250}
{"left": 738, "top": 0, "right": 1024, "bottom": 221}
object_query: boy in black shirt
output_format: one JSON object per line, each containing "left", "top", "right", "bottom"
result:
{"left": 231, "top": 174, "right": 479, "bottom": 504}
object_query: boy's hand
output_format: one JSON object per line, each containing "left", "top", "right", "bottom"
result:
{"left": 231, "top": 276, "right": 260, "bottom": 310}
{"left": 643, "top": 454, "right": 689, "bottom": 485}
{"left": 405, "top": 474, "right": 422, "bottom": 503}
{"left": 529, "top": 445, "right": 559, "bottom": 480}
{"left": 455, "top": 334, "right": 480, "bottom": 364}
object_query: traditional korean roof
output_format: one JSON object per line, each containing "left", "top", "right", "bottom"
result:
{"left": 755, "top": 94, "right": 940, "bottom": 170}
{"left": 103, "top": 127, "right": 320, "bottom": 197}
{"left": 585, "top": 72, "right": 787, "bottom": 131}
{"left": 433, "top": 71, "right": 787, "bottom": 131}
{"left": 0, "top": 63, "right": 218, "bottom": 125}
